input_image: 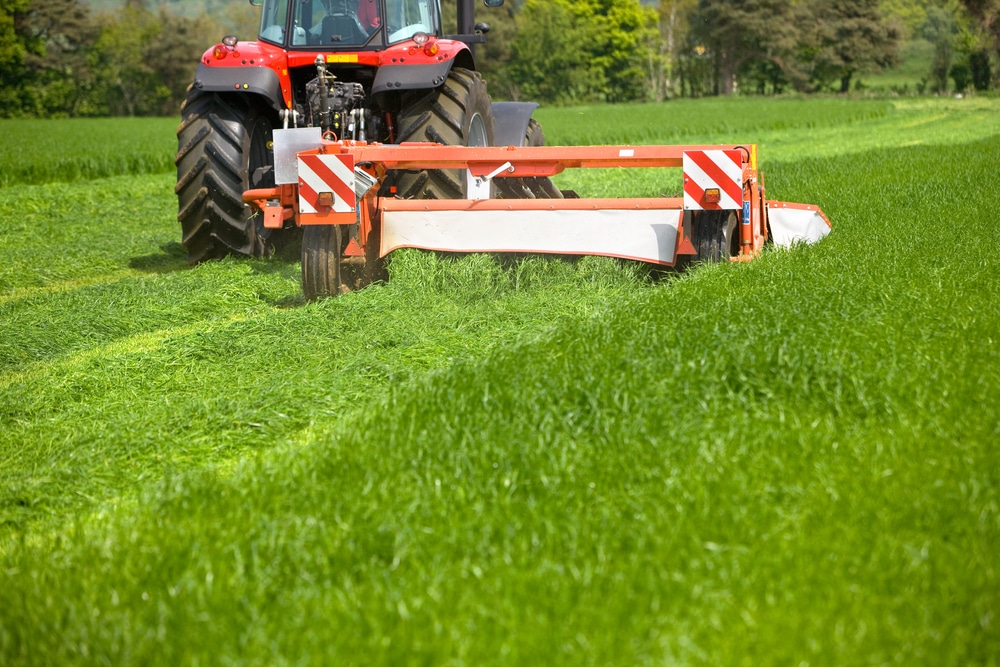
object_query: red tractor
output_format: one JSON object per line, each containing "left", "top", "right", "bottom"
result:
{"left": 175, "top": 0, "right": 551, "bottom": 264}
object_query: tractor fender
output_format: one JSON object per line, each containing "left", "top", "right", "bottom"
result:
{"left": 371, "top": 61, "right": 456, "bottom": 97}
{"left": 492, "top": 102, "right": 540, "bottom": 147}
{"left": 192, "top": 62, "right": 285, "bottom": 113}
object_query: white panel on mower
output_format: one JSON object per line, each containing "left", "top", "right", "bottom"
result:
{"left": 297, "top": 153, "right": 357, "bottom": 213}
{"left": 273, "top": 127, "right": 323, "bottom": 184}
{"left": 767, "top": 202, "right": 832, "bottom": 247}
{"left": 381, "top": 208, "right": 683, "bottom": 265}
{"left": 682, "top": 149, "right": 744, "bottom": 211}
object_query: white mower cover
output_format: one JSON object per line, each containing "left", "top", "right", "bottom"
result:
{"left": 767, "top": 202, "right": 831, "bottom": 247}
{"left": 381, "top": 207, "right": 684, "bottom": 265}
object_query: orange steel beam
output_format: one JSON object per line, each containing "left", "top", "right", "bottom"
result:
{"left": 309, "top": 142, "right": 755, "bottom": 178}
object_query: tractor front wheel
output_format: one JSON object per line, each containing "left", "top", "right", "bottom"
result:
{"left": 693, "top": 210, "right": 740, "bottom": 263}
{"left": 301, "top": 224, "right": 343, "bottom": 301}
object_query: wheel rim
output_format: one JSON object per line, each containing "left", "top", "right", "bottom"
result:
{"left": 726, "top": 211, "right": 739, "bottom": 257}
{"left": 248, "top": 117, "right": 273, "bottom": 188}
{"left": 467, "top": 113, "right": 488, "bottom": 147}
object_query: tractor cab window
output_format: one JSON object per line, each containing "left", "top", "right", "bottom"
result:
{"left": 384, "top": 0, "right": 440, "bottom": 44}
{"left": 291, "top": 0, "right": 380, "bottom": 47}
{"left": 259, "top": 0, "right": 291, "bottom": 44}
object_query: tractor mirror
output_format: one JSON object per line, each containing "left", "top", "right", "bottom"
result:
{"left": 249, "top": 0, "right": 262, "bottom": 6}
{"left": 483, "top": 0, "right": 504, "bottom": 7}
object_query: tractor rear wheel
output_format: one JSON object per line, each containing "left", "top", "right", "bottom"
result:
{"left": 495, "top": 118, "right": 564, "bottom": 200}
{"left": 693, "top": 210, "right": 740, "bottom": 262}
{"left": 175, "top": 90, "right": 285, "bottom": 262}
{"left": 301, "top": 224, "right": 343, "bottom": 300}
{"left": 393, "top": 68, "right": 495, "bottom": 199}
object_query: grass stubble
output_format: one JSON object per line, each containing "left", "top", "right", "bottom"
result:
{"left": 0, "top": 98, "right": 998, "bottom": 665}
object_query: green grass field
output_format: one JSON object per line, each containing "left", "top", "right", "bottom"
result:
{"left": 1, "top": 97, "right": 998, "bottom": 665}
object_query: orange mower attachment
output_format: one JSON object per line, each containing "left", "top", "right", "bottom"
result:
{"left": 243, "top": 131, "right": 831, "bottom": 299}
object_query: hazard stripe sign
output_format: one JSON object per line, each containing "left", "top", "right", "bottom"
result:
{"left": 297, "top": 153, "right": 357, "bottom": 214}
{"left": 682, "top": 149, "right": 743, "bottom": 211}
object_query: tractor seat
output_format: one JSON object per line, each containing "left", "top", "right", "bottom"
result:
{"left": 321, "top": 13, "right": 367, "bottom": 44}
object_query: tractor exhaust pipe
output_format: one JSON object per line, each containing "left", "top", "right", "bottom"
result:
{"left": 457, "top": 0, "right": 474, "bottom": 36}
{"left": 456, "top": 0, "right": 504, "bottom": 40}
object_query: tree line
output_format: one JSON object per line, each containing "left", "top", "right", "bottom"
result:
{"left": 476, "top": 0, "right": 996, "bottom": 103}
{"left": 1, "top": 0, "right": 996, "bottom": 118}
{"left": 0, "top": 0, "right": 254, "bottom": 117}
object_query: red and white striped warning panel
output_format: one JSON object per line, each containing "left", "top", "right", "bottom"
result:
{"left": 297, "top": 153, "right": 356, "bottom": 214}
{"left": 683, "top": 149, "right": 743, "bottom": 211}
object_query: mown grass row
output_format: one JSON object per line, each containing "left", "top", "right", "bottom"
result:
{"left": 1, "top": 100, "right": 998, "bottom": 665}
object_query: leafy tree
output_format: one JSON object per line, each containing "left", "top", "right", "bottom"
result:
{"left": 950, "top": 58, "right": 972, "bottom": 89}
{"left": 960, "top": 0, "right": 1000, "bottom": 43}
{"left": 0, "top": 0, "right": 31, "bottom": 74}
{"left": 592, "top": 0, "right": 660, "bottom": 102}
{"left": 0, "top": 0, "right": 34, "bottom": 115}
{"left": 879, "top": 0, "right": 931, "bottom": 37}
{"left": 7, "top": 0, "right": 97, "bottom": 116}
{"left": 149, "top": 10, "right": 224, "bottom": 114}
{"left": 463, "top": 0, "right": 521, "bottom": 100}
{"left": 800, "top": 0, "right": 901, "bottom": 93}
{"left": 508, "top": 0, "right": 658, "bottom": 104}
{"left": 508, "top": 0, "right": 596, "bottom": 104}
{"left": 923, "top": 5, "right": 956, "bottom": 93}
{"left": 652, "top": 0, "right": 697, "bottom": 100}
{"left": 969, "top": 48, "right": 991, "bottom": 88}
{"left": 688, "top": 0, "right": 799, "bottom": 95}
{"left": 88, "top": 3, "right": 225, "bottom": 116}
{"left": 959, "top": 0, "right": 1000, "bottom": 87}
{"left": 89, "top": 4, "right": 168, "bottom": 116}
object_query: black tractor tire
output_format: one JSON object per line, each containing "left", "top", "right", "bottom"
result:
{"left": 692, "top": 210, "right": 740, "bottom": 262}
{"left": 175, "top": 89, "right": 285, "bottom": 263}
{"left": 495, "top": 118, "right": 564, "bottom": 200}
{"left": 301, "top": 224, "right": 343, "bottom": 300}
{"left": 393, "top": 68, "right": 495, "bottom": 199}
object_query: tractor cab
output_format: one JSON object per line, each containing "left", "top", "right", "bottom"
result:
{"left": 257, "top": 0, "right": 444, "bottom": 49}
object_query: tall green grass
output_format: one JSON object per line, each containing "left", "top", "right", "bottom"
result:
{"left": 1, "top": 99, "right": 998, "bottom": 665}
{"left": 0, "top": 118, "right": 177, "bottom": 187}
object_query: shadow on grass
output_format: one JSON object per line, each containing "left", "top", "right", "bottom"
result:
{"left": 129, "top": 242, "right": 191, "bottom": 275}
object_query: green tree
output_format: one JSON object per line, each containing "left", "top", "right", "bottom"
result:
{"left": 923, "top": 5, "right": 956, "bottom": 93}
{"left": 149, "top": 9, "right": 224, "bottom": 114}
{"left": 652, "top": 0, "right": 697, "bottom": 100}
{"left": 879, "top": 0, "right": 931, "bottom": 37}
{"left": 465, "top": 0, "right": 520, "bottom": 100}
{"left": 8, "top": 0, "right": 97, "bottom": 116}
{"left": 0, "top": 0, "right": 34, "bottom": 115}
{"left": 508, "top": 0, "right": 659, "bottom": 104}
{"left": 509, "top": 0, "right": 594, "bottom": 104}
{"left": 801, "top": 0, "right": 901, "bottom": 92}
{"left": 89, "top": 3, "right": 223, "bottom": 116}
{"left": 688, "top": 0, "right": 799, "bottom": 95}
{"left": 969, "top": 48, "right": 991, "bottom": 88}
{"left": 89, "top": 4, "right": 167, "bottom": 116}
{"left": 0, "top": 0, "right": 31, "bottom": 74}
{"left": 959, "top": 0, "right": 1000, "bottom": 87}
{"left": 587, "top": 0, "right": 660, "bottom": 102}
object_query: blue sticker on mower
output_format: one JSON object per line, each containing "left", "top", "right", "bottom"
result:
{"left": 742, "top": 200, "right": 751, "bottom": 225}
